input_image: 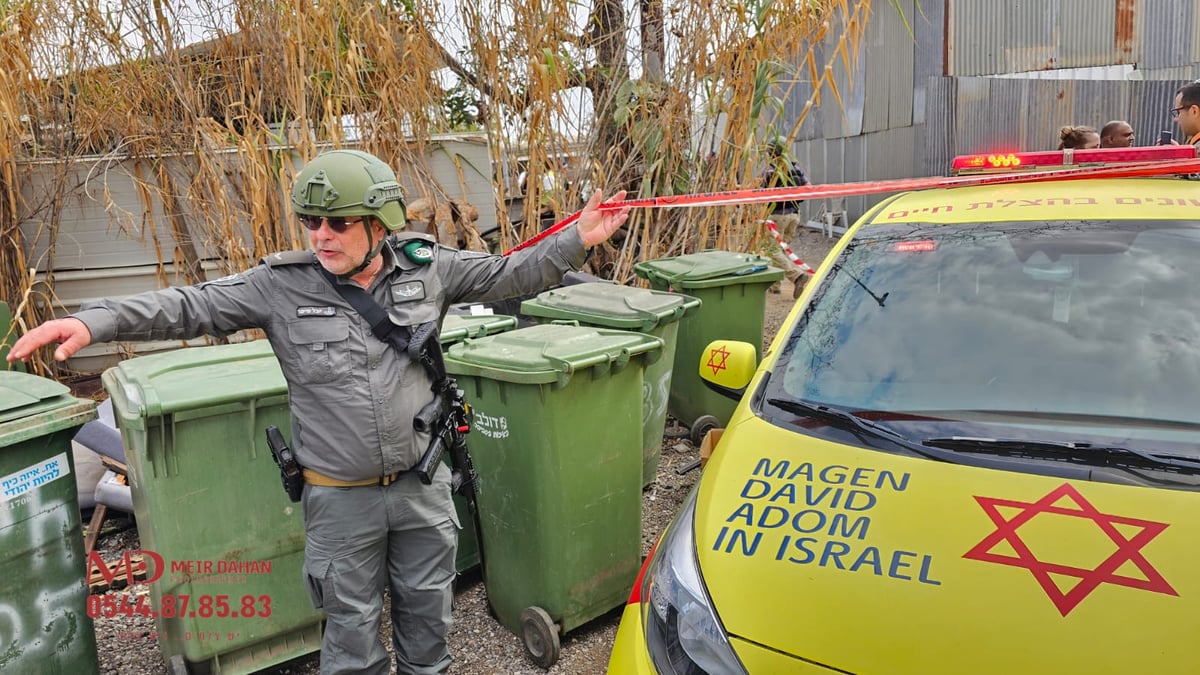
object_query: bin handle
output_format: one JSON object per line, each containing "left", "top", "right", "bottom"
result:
{"left": 608, "top": 349, "right": 631, "bottom": 374}
{"left": 544, "top": 351, "right": 611, "bottom": 373}
{"left": 640, "top": 270, "right": 670, "bottom": 287}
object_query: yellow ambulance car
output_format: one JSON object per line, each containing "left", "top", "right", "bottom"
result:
{"left": 610, "top": 147, "right": 1200, "bottom": 674}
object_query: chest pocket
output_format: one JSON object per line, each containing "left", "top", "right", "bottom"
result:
{"left": 387, "top": 301, "right": 440, "bottom": 330}
{"left": 286, "top": 315, "right": 351, "bottom": 385}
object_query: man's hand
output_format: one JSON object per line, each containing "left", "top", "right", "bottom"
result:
{"left": 575, "top": 189, "right": 631, "bottom": 247}
{"left": 7, "top": 318, "right": 93, "bottom": 363}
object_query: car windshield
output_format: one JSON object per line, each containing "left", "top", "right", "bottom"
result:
{"left": 765, "top": 218, "right": 1200, "bottom": 461}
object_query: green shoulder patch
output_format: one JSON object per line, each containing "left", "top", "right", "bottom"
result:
{"left": 400, "top": 240, "right": 435, "bottom": 265}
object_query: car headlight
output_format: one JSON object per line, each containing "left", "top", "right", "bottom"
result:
{"left": 641, "top": 488, "right": 747, "bottom": 674}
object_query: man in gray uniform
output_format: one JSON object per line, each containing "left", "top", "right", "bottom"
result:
{"left": 8, "top": 149, "right": 631, "bottom": 675}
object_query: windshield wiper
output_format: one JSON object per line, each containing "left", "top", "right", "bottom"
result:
{"left": 830, "top": 263, "right": 889, "bottom": 307}
{"left": 922, "top": 436, "right": 1200, "bottom": 474}
{"left": 763, "top": 397, "right": 1143, "bottom": 485}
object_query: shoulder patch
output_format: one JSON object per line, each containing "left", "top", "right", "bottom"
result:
{"left": 197, "top": 270, "right": 251, "bottom": 288}
{"left": 400, "top": 240, "right": 435, "bottom": 265}
{"left": 261, "top": 250, "right": 316, "bottom": 268}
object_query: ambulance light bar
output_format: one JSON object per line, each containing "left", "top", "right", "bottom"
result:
{"left": 951, "top": 145, "right": 1198, "bottom": 174}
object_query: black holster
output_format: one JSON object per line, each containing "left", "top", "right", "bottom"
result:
{"left": 265, "top": 425, "right": 304, "bottom": 502}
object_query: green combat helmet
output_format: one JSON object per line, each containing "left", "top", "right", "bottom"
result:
{"left": 291, "top": 149, "right": 408, "bottom": 275}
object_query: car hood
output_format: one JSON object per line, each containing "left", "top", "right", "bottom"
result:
{"left": 696, "top": 415, "right": 1199, "bottom": 674}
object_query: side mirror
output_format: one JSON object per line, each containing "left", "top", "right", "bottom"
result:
{"left": 698, "top": 340, "right": 758, "bottom": 400}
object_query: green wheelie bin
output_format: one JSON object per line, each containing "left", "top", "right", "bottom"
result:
{"left": 633, "top": 250, "right": 784, "bottom": 444}
{"left": 102, "top": 340, "right": 323, "bottom": 674}
{"left": 438, "top": 312, "right": 518, "bottom": 574}
{"left": 519, "top": 282, "right": 700, "bottom": 487}
{"left": 0, "top": 371, "right": 98, "bottom": 674}
{"left": 443, "top": 323, "right": 662, "bottom": 669}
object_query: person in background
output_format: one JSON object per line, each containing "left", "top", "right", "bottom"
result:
{"left": 7, "top": 149, "right": 631, "bottom": 675}
{"left": 1100, "top": 120, "right": 1135, "bottom": 148}
{"left": 761, "top": 138, "right": 812, "bottom": 299}
{"left": 1171, "top": 81, "right": 1200, "bottom": 148}
{"left": 1058, "top": 125, "right": 1101, "bottom": 150}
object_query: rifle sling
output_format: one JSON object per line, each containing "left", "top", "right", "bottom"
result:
{"left": 319, "top": 267, "right": 411, "bottom": 349}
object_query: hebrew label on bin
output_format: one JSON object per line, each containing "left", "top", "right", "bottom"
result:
{"left": 473, "top": 410, "right": 510, "bottom": 439}
{"left": 1, "top": 452, "right": 70, "bottom": 502}
{"left": 0, "top": 451, "right": 88, "bottom": 667}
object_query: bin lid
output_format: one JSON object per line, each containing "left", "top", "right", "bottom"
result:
{"left": 440, "top": 314, "right": 518, "bottom": 344}
{"left": 104, "top": 340, "right": 285, "bottom": 420}
{"left": 633, "top": 250, "right": 785, "bottom": 289}
{"left": 519, "top": 283, "right": 700, "bottom": 331}
{"left": 444, "top": 323, "right": 662, "bottom": 386}
{"left": 0, "top": 371, "right": 96, "bottom": 446}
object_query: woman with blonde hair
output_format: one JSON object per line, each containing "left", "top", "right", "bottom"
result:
{"left": 1058, "top": 125, "right": 1101, "bottom": 149}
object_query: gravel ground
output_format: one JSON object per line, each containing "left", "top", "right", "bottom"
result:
{"left": 89, "top": 228, "right": 839, "bottom": 674}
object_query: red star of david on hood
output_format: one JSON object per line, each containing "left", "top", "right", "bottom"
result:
{"left": 963, "top": 482, "right": 1177, "bottom": 616}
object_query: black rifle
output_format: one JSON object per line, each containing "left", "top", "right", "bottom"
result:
{"left": 265, "top": 425, "right": 304, "bottom": 502}
{"left": 316, "top": 265, "right": 484, "bottom": 559}
{"left": 409, "top": 323, "right": 480, "bottom": 502}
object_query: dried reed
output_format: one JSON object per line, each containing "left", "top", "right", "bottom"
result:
{"left": 0, "top": 0, "right": 870, "bottom": 375}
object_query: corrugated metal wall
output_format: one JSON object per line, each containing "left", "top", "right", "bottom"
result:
{"left": 776, "top": 0, "right": 1199, "bottom": 227}
{"left": 923, "top": 77, "right": 1197, "bottom": 175}
{"left": 782, "top": 0, "right": 943, "bottom": 222}
{"left": 948, "top": 0, "right": 1200, "bottom": 76}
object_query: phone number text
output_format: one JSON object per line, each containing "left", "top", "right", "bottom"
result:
{"left": 87, "top": 593, "right": 272, "bottom": 620}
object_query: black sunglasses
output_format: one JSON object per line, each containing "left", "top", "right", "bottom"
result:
{"left": 299, "top": 215, "right": 363, "bottom": 233}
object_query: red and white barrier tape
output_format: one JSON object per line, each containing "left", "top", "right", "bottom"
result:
{"left": 504, "top": 158, "right": 1200, "bottom": 255}
{"left": 761, "top": 219, "right": 816, "bottom": 276}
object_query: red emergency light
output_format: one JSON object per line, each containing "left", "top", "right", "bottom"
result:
{"left": 951, "top": 145, "right": 1198, "bottom": 174}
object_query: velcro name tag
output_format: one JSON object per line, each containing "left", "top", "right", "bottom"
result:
{"left": 297, "top": 306, "right": 337, "bottom": 317}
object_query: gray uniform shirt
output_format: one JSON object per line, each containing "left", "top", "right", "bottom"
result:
{"left": 75, "top": 228, "right": 587, "bottom": 481}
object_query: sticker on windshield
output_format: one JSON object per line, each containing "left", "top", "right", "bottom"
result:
{"left": 963, "top": 482, "right": 1177, "bottom": 616}
{"left": 892, "top": 240, "right": 938, "bottom": 252}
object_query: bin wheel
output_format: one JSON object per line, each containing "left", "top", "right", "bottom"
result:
{"left": 520, "top": 606, "right": 561, "bottom": 669}
{"left": 690, "top": 415, "right": 720, "bottom": 446}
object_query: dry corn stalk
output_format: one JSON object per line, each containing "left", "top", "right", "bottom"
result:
{"left": 0, "top": 0, "right": 870, "bottom": 376}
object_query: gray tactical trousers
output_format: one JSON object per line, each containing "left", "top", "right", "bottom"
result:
{"left": 301, "top": 469, "right": 459, "bottom": 675}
